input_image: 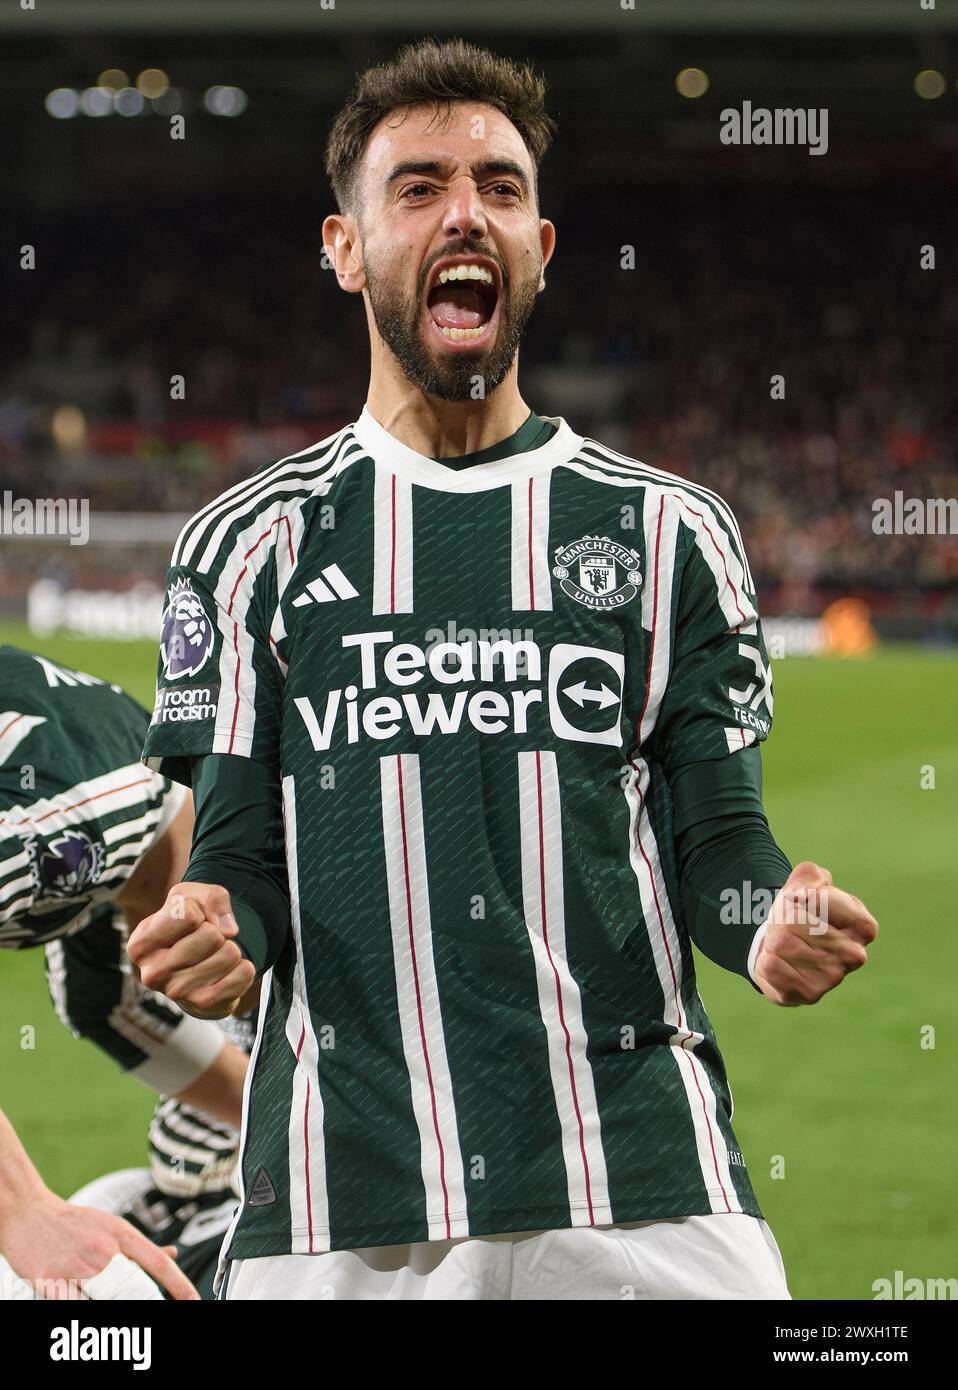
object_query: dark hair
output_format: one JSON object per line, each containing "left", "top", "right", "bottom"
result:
{"left": 324, "top": 36, "right": 557, "bottom": 216}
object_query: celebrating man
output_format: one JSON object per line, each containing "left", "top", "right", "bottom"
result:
{"left": 130, "top": 38, "right": 877, "bottom": 1301}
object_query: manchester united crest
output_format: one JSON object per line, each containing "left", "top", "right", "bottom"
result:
{"left": 553, "top": 535, "right": 642, "bottom": 610}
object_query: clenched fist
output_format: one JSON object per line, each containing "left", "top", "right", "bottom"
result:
{"left": 127, "top": 882, "right": 257, "bottom": 1020}
{"left": 754, "top": 861, "right": 878, "bottom": 1007}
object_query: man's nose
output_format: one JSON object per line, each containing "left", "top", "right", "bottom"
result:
{"left": 441, "top": 179, "right": 488, "bottom": 240}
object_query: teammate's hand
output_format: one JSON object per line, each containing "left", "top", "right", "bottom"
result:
{"left": 0, "top": 1189, "right": 199, "bottom": 1299}
{"left": 753, "top": 861, "right": 878, "bottom": 1007}
{"left": 127, "top": 881, "right": 256, "bottom": 1020}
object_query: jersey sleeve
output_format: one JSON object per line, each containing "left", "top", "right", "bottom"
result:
{"left": 45, "top": 906, "right": 226, "bottom": 1092}
{"left": 0, "top": 768, "right": 179, "bottom": 950}
{"left": 650, "top": 502, "right": 774, "bottom": 775}
{"left": 142, "top": 555, "right": 283, "bottom": 787}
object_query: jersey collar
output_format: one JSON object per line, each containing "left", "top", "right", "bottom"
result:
{"left": 352, "top": 404, "right": 585, "bottom": 492}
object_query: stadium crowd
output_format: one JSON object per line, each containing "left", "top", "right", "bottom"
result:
{"left": 2, "top": 187, "right": 955, "bottom": 608}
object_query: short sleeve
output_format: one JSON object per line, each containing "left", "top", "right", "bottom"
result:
{"left": 142, "top": 560, "right": 283, "bottom": 787}
{"left": 651, "top": 504, "right": 773, "bottom": 774}
{"left": 0, "top": 773, "right": 175, "bottom": 950}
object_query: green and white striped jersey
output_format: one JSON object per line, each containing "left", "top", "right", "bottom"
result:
{"left": 0, "top": 647, "right": 175, "bottom": 949}
{"left": 0, "top": 645, "right": 225, "bottom": 1090}
{"left": 143, "top": 408, "right": 776, "bottom": 1256}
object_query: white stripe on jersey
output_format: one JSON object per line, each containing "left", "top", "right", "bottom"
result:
{"left": 0, "top": 713, "right": 46, "bottom": 766}
{"left": 173, "top": 425, "right": 354, "bottom": 569}
{"left": 267, "top": 504, "right": 305, "bottom": 676}
{"left": 0, "top": 852, "right": 32, "bottom": 915}
{"left": 102, "top": 828, "right": 164, "bottom": 871}
{"left": 282, "top": 775, "right": 331, "bottom": 1254}
{"left": 510, "top": 473, "right": 553, "bottom": 611}
{"left": 210, "top": 455, "right": 355, "bottom": 756}
{"left": 107, "top": 982, "right": 180, "bottom": 1052}
{"left": 101, "top": 809, "right": 163, "bottom": 846}
{"left": 45, "top": 936, "right": 69, "bottom": 1017}
{"left": 517, "top": 750, "right": 613, "bottom": 1227}
{"left": 373, "top": 466, "right": 414, "bottom": 613}
{"left": 149, "top": 1124, "right": 234, "bottom": 1170}
{"left": 725, "top": 727, "right": 757, "bottom": 753}
{"left": 215, "top": 965, "right": 274, "bottom": 1298}
{"left": 622, "top": 760, "right": 741, "bottom": 1214}
{"left": 0, "top": 765, "right": 164, "bottom": 838}
{"left": 574, "top": 440, "right": 756, "bottom": 593}
{"left": 637, "top": 488, "right": 679, "bottom": 744}
{"left": 153, "top": 1098, "right": 237, "bottom": 1149}
{"left": 186, "top": 433, "right": 354, "bottom": 575}
{"left": 379, "top": 753, "right": 469, "bottom": 1240}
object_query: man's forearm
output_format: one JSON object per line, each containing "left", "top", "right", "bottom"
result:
{"left": 172, "top": 1037, "right": 249, "bottom": 1129}
{"left": 0, "top": 1109, "right": 47, "bottom": 1223}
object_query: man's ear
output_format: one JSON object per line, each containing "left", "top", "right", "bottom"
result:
{"left": 538, "top": 218, "right": 556, "bottom": 291}
{"left": 322, "top": 213, "right": 366, "bottom": 293}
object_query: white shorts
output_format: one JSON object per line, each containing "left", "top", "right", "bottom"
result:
{"left": 224, "top": 1213, "right": 790, "bottom": 1301}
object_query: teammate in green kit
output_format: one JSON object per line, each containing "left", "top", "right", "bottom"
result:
{"left": 129, "top": 38, "right": 878, "bottom": 1301}
{"left": 0, "top": 645, "right": 248, "bottom": 1299}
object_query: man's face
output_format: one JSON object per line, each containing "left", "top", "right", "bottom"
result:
{"left": 352, "top": 101, "right": 554, "bottom": 402}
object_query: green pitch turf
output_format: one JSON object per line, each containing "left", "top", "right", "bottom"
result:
{"left": 1, "top": 621, "right": 955, "bottom": 1299}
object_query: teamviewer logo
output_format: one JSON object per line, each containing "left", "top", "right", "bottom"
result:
{"left": 547, "top": 643, "right": 624, "bottom": 746}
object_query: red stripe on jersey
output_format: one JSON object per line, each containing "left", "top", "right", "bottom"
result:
{"left": 534, "top": 748, "right": 596, "bottom": 1224}
{"left": 296, "top": 1020, "right": 315, "bottom": 1251}
{"left": 0, "top": 775, "right": 156, "bottom": 830}
{"left": 527, "top": 477, "right": 535, "bottom": 611}
{"left": 227, "top": 621, "right": 242, "bottom": 756}
{"left": 396, "top": 753, "right": 452, "bottom": 1239}
{"left": 390, "top": 474, "right": 397, "bottom": 615}
{"left": 224, "top": 515, "right": 289, "bottom": 751}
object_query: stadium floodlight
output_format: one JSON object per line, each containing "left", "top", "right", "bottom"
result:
{"left": 914, "top": 69, "right": 946, "bottom": 99}
{"left": 204, "top": 85, "right": 249, "bottom": 117}
{"left": 80, "top": 86, "right": 114, "bottom": 118}
{"left": 676, "top": 67, "right": 709, "bottom": 98}
{"left": 44, "top": 88, "right": 79, "bottom": 119}
{"left": 115, "top": 87, "right": 146, "bottom": 117}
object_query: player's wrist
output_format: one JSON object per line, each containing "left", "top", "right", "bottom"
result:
{"left": 0, "top": 1178, "right": 57, "bottom": 1239}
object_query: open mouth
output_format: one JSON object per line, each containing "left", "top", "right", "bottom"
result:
{"left": 425, "top": 263, "right": 500, "bottom": 344}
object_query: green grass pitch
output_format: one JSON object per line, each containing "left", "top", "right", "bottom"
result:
{"left": 1, "top": 620, "right": 955, "bottom": 1299}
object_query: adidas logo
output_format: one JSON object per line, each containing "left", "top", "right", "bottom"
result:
{"left": 247, "top": 1166, "right": 277, "bottom": 1207}
{"left": 292, "top": 564, "right": 359, "bottom": 606}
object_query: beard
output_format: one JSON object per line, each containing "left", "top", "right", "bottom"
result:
{"left": 363, "top": 245, "right": 541, "bottom": 402}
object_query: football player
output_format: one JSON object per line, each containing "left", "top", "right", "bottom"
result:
{"left": 0, "top": 644, "right": 249, "bottom": 1299}
{"left": 130, "top": 39, "right": 878, "bottom": 1300}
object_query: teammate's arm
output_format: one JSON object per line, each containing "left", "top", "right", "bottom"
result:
{"left": 0, "top": 1106, "right": 198, "bottom": 1299}
{"left": 47, "top": 907, "right": 249, "bottom": 1126}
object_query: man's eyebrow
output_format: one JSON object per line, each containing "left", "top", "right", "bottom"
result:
{"left": 474, "top": 160, "right": 529, "bottom": 190}
{"left": 385, "top": 158, "right": 529, "bottom": 191}
{"left": 384, "top": 160, "right": 447, "bottom": 186}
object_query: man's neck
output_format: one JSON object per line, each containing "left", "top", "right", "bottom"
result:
{"left": 364, "top": 369, "right": 532, "bottom": 459}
